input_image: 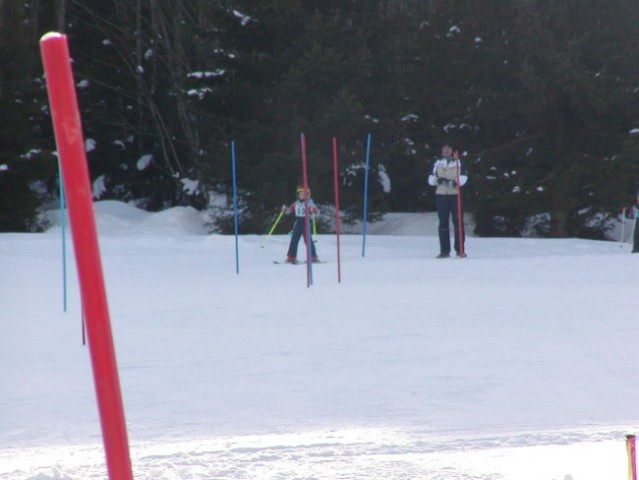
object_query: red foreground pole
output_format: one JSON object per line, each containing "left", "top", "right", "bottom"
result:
{"left": 39, "top": 32, "right": 133, "bottom": 480}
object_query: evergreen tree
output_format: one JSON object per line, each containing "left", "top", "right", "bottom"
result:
{"left": 473, "top": 0, "right": 639, "bottom": 237}
{"left": 0, "top": 0, "right": 60, "bottom": 231}
{"left": 2, "top": 0, "right": 639, "bottom": 237}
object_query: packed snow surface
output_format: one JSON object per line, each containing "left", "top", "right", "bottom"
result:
{"left": 1, "top": 200, "right": 638, "bottom": 479}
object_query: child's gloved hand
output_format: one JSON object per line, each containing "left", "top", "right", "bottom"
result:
{"left": 281, "top": 205, "right": 287, "bottom": 212}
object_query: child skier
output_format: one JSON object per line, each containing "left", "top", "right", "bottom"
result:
{"left": 281, "top": 185, "right": 319, "bottom": 264}
{"left": 623, "top": 189, "right": 639, "bottom": 253}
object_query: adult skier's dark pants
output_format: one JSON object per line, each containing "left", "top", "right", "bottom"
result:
{"left": 287, "top": 218, "right": 317, "bottom": 259}
{"left": 436, "top": 194, "right": 464, "bottom": 255}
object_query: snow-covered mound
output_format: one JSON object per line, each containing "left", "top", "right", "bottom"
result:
{"left": 46, "top": 200, "right": 210, "bottom": 236}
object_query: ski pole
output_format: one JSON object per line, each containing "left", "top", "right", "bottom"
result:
{"left": 312, "top": 213, "right": 317, "bottom": 236}
{"left": 261, "top": 209, "right": 284, "bottom": 248}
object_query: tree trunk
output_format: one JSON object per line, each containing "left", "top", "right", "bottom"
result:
{"left": 56, "top": 0, "right": 66, "bottom": 31}
{"left": 549, "top": 206, "right": 569, "bottom": 237}
{"left": 0, "top": 0, "right": 5, "bottom": 101}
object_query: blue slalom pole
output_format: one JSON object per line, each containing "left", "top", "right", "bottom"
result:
{"left": 361, "top": 133, "right": 371, "bottom": 257}
{"left": 59, "top": 168, "right": 67, "bottom": 312}
{"left": 230, "top": 141, "right": 240, "bottom": 274}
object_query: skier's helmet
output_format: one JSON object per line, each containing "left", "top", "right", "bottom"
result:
{"left": 296, "top": 185, "right": 310, "bottom": 196}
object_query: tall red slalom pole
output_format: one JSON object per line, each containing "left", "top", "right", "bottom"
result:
{"left": 332, "top": 137, "right": 341, "bottom": 283}
{"left": 39, "top": 32, "right": 133, "bottom": 480}
{"left": 627, "top": 435, "right": 637, "bottom": 480}
{"left": 454, "top": 150, "right": 465, "bottom": 257}
{"left": 300, "top": 133, "right": 312, "bottom": 287}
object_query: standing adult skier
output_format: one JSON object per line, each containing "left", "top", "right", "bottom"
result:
{"left": 428, "top": 143, "right": 468, "bottom": 258}
{"left": 281, "top": 185, "right": 319, "bottom": 264}
{"left": 623, "top": 189, "right": 639, "bottom": 253}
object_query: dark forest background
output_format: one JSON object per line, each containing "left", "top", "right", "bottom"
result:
{"left": 2, "top": 0, "right": 639, "bottom": 237}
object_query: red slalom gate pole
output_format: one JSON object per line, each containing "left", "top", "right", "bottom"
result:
{"left": 627, "top": 435, "right": 637, "bottom": 480}
{"left": 332, "top": 137, "right": 341, "bottom": 283}
{"left": 39, "top": 32, "right": 133, "bottom": 480}
{"left": 454, "top": 150, "right": 464, "bottom": 257}
{"left": 300, "top": 133, "right": 312, "bottom": 287}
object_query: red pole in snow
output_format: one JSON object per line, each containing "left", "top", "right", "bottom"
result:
{"left": 332, "top": 137, "right": 341, "bottom": 283}
{"left": 300, "top": 133, "right": 313, "bottom": 287}
{"left": 39, "top": 32, "right": 133, "bottom": 480}
{"left": 627, "top": 435, "right": 637, "bottom": 480}
{"left": 454, "top": 150, "right": 465, "bottom": 257}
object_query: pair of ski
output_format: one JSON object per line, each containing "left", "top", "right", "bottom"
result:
{"left": 273, "top": 260, "right": 325, "bottom": 265}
